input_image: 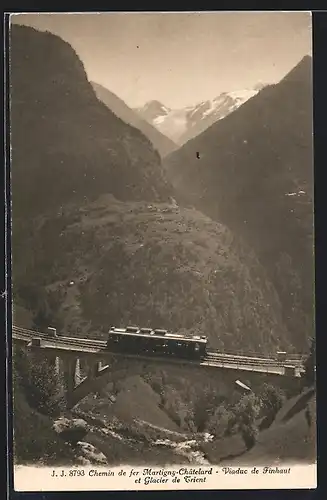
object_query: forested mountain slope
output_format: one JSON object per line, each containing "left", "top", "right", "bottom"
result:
{"left": 10, "top": 25, "right": 172, "bottom": 219}
{"left": 164, "top": 56, "right": 314, "bottom": 350}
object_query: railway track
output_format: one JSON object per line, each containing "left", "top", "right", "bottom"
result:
{"left": 13, "top": 326, "right": 105, "bottom": 347}
{"left": 12, "top": 325, "right": 304, "bottom": 370}
{"left": 206, "top": 352, "right": 284, "bottom": 367}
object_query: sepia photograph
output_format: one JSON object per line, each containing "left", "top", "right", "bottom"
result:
{"left": 8, "top": 11, "right": 316, "bottom": 491}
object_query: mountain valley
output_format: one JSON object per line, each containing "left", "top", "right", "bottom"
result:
{"left": 91, "top": 82, "right": 177, "bottom": 157}
{"left": 10, "top": 22, "right": 315, "bottom": 469}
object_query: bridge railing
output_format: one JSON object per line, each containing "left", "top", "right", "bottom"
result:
{"left": 203, "top": 357, "right": 300, "bottom": 376}
{"left": 12, "top": 326, "right": 303, "bottom": 376}
{"left": 12, "top": 325, "right": 307, "bottom": 365}
{"left": 209, "top": 347, "right": 306, "bottom": 362}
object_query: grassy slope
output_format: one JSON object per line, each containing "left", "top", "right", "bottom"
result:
{"left": 240, "top": 390, "right": 316, "bottom": 464}
{"left": 203, "top": 388, "right": 316, "bottom": 465}
{"left": 79, "top": 375, "right": 180, "bottom": 432}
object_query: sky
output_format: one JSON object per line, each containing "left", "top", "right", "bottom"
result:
{"left": 11, "top": 11, "right": 312, "bottom": 109}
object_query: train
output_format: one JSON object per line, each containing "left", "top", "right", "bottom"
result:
{"left": 43, "top": 325, "right": 295, "bottom": 365}
{"left": 106, "top": 326, "right": 208, "bottom": 360}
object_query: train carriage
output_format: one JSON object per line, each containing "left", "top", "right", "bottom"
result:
{"left": 107, "top": 326, "right": 207, "bottom": 360}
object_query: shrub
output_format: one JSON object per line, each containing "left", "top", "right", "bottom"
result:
{"left": 162, "top": 390, "right": 195, "bottom": 432}
{"left": 13, "top": 384, "right": 76, "bottom": 465}
{"left": 241, "top": 424, "right": 258, "bottom": 451}
{"left": 192, "top": 386, "right": 224, "bottom": 432}
{"left": 206, "top": 404, "right": 236, "bottom": 438}
{"left": 232, "top": 394, "right": 260, "bottom": 450}
{"left": 259, "top": 383, "right": 285, "bottom": 419}
{"left": 233, "top": 393, "right": 260, "bottom": 424}
{"left": 13, "top": 347, "right": 63, "bottom": 416}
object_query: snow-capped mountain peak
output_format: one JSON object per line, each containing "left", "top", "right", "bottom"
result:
{"left": 199, "top": 89, "right": 259, "bottom": 121}
{"left": 135, "top": 85, "right": 266, "bottom": 146}
{"left": 136, "top": 100, "right": 171, "bottom": 123}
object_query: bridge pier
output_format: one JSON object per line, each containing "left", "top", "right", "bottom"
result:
{"left": 55, "top": 356, "right": 60, "bottom": 377}
{"left": 62, "top": 357, "right": 78, "bottom": 397}
{"left": 49, "top": 356, "right": 111, "bottom": 409}
{"left": 75, "top": 358, "right": 82, "bottom": 385}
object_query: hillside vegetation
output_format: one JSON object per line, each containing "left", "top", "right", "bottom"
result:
{"left": 14, "top": 195, "right": 289, "bottom": 353}
{"left": 164, "top": 56, "right": 314, "bottom": 350}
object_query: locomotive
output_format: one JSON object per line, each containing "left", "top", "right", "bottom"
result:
{"left": 106, "top": 326, "right": 208, "bottom": 360}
